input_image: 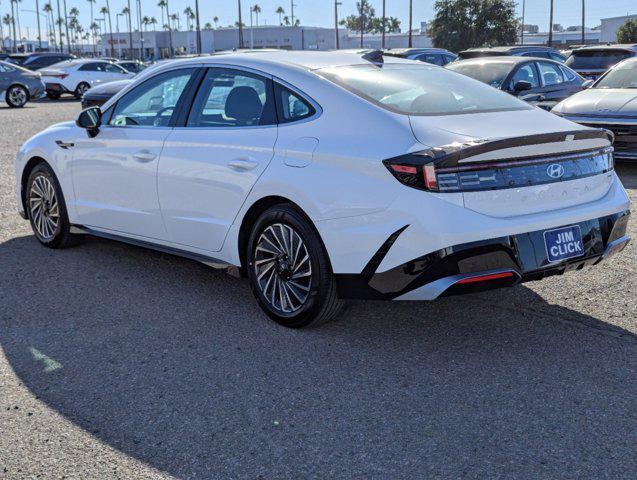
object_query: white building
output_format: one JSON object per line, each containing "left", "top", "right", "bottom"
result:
{"left": 600, "top": 14, "right": 637, "bottom": 42}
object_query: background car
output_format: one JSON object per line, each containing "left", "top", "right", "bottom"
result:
{"left": 383, "top": 48, "right": 457, "bottom": 65}
{"left": 81, "top": 79, "right": 133, "bottom": 108}
{"left": 116, "top": 60, "right": 147, "bottom": 74}
{"left": 0, "top": 60, "right": 46, "bottom": 107}
{"left": 552, "top": 56, "right": 637, "bottom": 161}
{"left": 456, "top": 46, "right": 567, "bottom": 62}
{"left": 446, "top": 56, "right": 586, "bottom": 109}
{"left": 565, "top": 44, "right": 637, "bottom": 81}
{"left": 39, "top": 59, "right": 135, "bottom": 99}
{"left": 5, "top": 52, "right": 76, "bottom": 71}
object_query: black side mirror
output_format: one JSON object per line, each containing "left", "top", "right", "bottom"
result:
{"left": 513, "top": 80, "right": 533, "bottom": 93}
{"left": 76, "top": 106, "right": 102, "bottom": 137}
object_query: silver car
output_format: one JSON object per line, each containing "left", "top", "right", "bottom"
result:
{"left": 0, "top": 60, "right": 46, "bottom": 108}
{"left": 552, "top": 57, "right": 637, "bottom": 162}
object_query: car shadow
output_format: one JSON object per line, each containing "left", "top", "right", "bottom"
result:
{"left": 617, "top": 162, "right": 637, "bottom": 189}
{"left": 1, "top": 234, "right": 635, "bottom": 478}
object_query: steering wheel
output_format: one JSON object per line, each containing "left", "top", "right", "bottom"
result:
{"left": 153, "top": 106, "right": 175, "bottom": 127}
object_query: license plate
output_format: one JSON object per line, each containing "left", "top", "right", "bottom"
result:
{"left": 544, "top": 225, "right": 585, "bottom": 263}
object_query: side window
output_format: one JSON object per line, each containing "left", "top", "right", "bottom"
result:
{"left": 275, "top": 84, "right": 316, "bottom": 123}
{"left": 79, "top": 63, "right": 99, "bottom": 72}
{"left": 538, "top": 61, "right": 564, "bottom": 86}
{"left": 187, "top": 68, "right": 273, "bottom": 127}
{"left": 105, "top": 63, "right": 125, "bottom": 73}
{"left": 510, "top": 63, "right": 540, "bottom": 89}
{"left": 416, "top": 54, "right": 443, "bottom": 65}
{"left": 443, "top": 54, "right": 456, "bottom": 65}
{"left": 560, "top": 66, "right": 577, "bottom": 82}
{"left": 109, "top": 68, "right": 195, "bottom": 127}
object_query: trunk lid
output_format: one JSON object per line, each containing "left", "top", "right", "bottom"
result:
{"left": 408, "top": 110, "right": 614, "bottom": 217}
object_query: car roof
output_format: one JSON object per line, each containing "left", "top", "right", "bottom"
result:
{"left": 152, "top": 50, "right": 413, "bottom": 73}
{"left": 384, "top": 48, "right": 452, "bottom": 55}
{"left": 572, "top": 44, "right": 637, "bottom": 53}
{"left": 449, "top": 55, "right": 539, "bottom": 66}
{"left": 461, "top": 45, "right": 557, "bottom": 53}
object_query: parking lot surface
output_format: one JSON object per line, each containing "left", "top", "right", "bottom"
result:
{"left": 1, "top": 101, "right": 636, "bottom": 479}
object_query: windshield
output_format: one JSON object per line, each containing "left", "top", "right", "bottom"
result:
{"left": 316, "top": 64, "right": 529, "bottom": 116}
{"left": 445, "top": 62, "right": 512, "bottom": 88}
{"left": 565, "top": 50, "right": 633, "bottom": 70}
{"left": 595, "top": 60, "right": 637, "bottom": 89}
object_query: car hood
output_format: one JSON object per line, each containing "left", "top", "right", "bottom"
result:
{"left": 85, "top": 79, "right": 132, "bottom": 96}
{"left": 552, "top": 88, "right": 637, "bottom": 117}
{"left": 408, "top": 107, "right": 587, "bottom": 147}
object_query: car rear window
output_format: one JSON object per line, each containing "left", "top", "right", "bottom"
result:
{"left": 316, "top": 63, "right": 529, "bottom": 116}
{"left": 445, "top": 61, "right": 512, "bottom": 88}
{"left": 565, "top": 50, "right": 634, "bottom": 70}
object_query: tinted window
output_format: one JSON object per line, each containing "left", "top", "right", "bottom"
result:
{"left": 566, "top": 50, "right": 634, "bottom": 70}
{"left": 276, "top": 84, "right": 315, "bottom": 123}
{"left": 538, "top": 61, "right": 564, "bottom": 85}
{"left": 446, "top": 61, "right": 513, "bottom": 88}
{"left": 560, "top": 66, "right": 578, "bottom": 82}
{"left": 510, "top": 63, "right": 540, "bottom": 89}
{"left": 319, "top": 64, "right": 529, "bottom": 116}
{"left": 109, "top": 68, "right": 195, "bottom": 127}
{"left": 595, "top": 60, "right": 637, "bottom": 89}
{"left": 549, "top": 52, "right": 567, "bottom": 62}
{"left": 187, "top": 69, "right": 271, "bottom": 127}
{"left": 79, "top": 63, "right": 100, "bottom": 72}
{"left": 415, "top": 54, "right": 444, "bottom": 65}
{"left": 105, "top": 63, "right": 126, "bottom": 73}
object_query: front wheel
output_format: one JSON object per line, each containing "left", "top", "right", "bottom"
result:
{"left": 74, "top": 82, "right": 90, "bottom": 99}
{"left": 247, "top": 204, "right": 344, "bottom": 328}
{"left": 6, "top": 85, "right": 28, "bottom": 107}
{"left": 26, "top": 163, "right": 76, "bottom": 248}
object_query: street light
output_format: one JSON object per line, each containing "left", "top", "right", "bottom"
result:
{"left": 334, "top": 1, "right": 341, "bottom": 50}
{"left": 21, "top": 9, "right": 47, "bottom": 50}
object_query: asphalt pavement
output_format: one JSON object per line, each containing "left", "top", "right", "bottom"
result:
{"left": 1, "top": 100, "right": 636, "bottom": 479}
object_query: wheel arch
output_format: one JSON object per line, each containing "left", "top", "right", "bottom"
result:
{"left": 20, "top": 156, "right": 49, "bottom": 218}
{"left": 237, "top": 195, "right": 326, "bottom": 276}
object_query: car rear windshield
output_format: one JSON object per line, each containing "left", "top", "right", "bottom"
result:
{"left": 316, "top": 63, "right": 529, "bottom": 116}
{"left": 565, "top": 50, "right": 634, "bottom": 70}
{"left": 445, "top": 62, "right": 512, "bottom": 88}
{"left": 595, "top": 60, "right": 637, "bottom": 89}
{"left": 457, "top": 51, "right": 505, "bottom": 60}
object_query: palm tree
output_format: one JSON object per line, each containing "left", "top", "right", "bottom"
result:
{"left": 2, "top": 13, "right": 14, "bottom": 52}
{"left": 157, "top": 0, "right": 166, "bottom": 31}
{"left": 100, "top": 3, "right": 114, "bottom": 57}
{"left": 54, "top": 0, "right": 62, "bottom": 52}
{"left": 252, "top": 4, "right": 261, "bottom": 27}
{"left": 183, "top": 6, "right": 193, "bottom": 30}
{"left": 282, "top": 15, "right": 289, "bottom": 26}
{"left": 43, "top": 3, "right": 56, "bottom": 49}
{"left": 203, "top": 22, "right": 211, "bottom": 29}
{"left": 122, "top": 5, "right": 131, "bottom": 58}
{"left": 11, "top": 0, "right": 21, "bottom": 49}
{"left": 164, "top": 0, "right": 173, "bottom": 56}
{"left": 149, "top": 16, "right": 157, "bottom": 31}
{"left": 61, "top": 0, "right": 70, "bottom": 53}
{"left": 275, "top": 6, "right": 284, "bottom": 25}
{"left": 69, "top": 6, "right": 79, "bottom": 53}
{"left": 213, "top": 15, "right": 218, "bottom": 28}
{"left": 86, "top": 0, "right": 96, "bottom": 55}
{"left": 142, "top": 15, "right": 150, "bottom": 32}
{"left": 9, "top": 0, "right": 17, "bottom": 51}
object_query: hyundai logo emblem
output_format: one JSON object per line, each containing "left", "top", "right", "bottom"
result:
{"left": 546, "top": 163, "right": 565, "bottom": 179}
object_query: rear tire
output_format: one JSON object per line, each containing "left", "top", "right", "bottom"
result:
{"left": 74, "top": 82, "right": 90, "bottom": 99}
{"left": 246, "top": 204, "right": 344, "bottom": 328}
{"left": 6, "top": 85, "right": 28, "bottom": 108}
{"left": 26, "top": 163, "right": 77, "bottom": 249}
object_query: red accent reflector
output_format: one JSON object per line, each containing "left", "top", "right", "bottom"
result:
{"left": 390, "top": 164, "right": 417, "bottom": 174}
{"left": 423, "top": 164, "right": 438, "bottom": 190}
{"left": 456, "top": 272, "right": 515, "bottom": 284}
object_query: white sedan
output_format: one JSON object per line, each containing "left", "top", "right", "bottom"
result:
{"left": 39, "top": 59, "right": 135, "bottom": 100}
{"left": 15, "top": 51, "right": 631, "bottom": 327}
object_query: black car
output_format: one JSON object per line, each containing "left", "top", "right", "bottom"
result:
{"left": 383, "top": 48, "right": 457, "bottom": 65}
{"left": 446, "top": 56, "right": 587, "bottom": 109}
{"left": 6, "top": 52, "right": 76, "bottom": 71}
{"left": 81, "top": 79, "right": 132, "bottom": 109}
{"left": 457, "top": 46, "right": 566, "bottom": 62}
{"left": 565, "top": 44, "right": 637, "bottom": 81}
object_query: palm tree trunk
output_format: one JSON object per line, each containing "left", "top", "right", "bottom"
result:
{"left": 237, "top": 0, "right": 244, "bottom": 49}
{"left": 35, "top": 0, "right": 43, "bottom": 50}
{"left": 90, "top": 1, "right": 96, "bottom": 56}
{"left": 62, "top": 0, "right": 70, "bottom": 53}
{"left": 195, "top": 0, "right": 201, "bottom": 54}
{"left": 548, "top": 0, "right": 554, "bottom": 47}
{"left": 408, "top": 0, "right": 413, "bottom": 48}
{"left": 381, "top": 0, "right": 386, "bottom": 49}
{"left": 126, "top": 0, "right": 133, "bottom": 58}
{"left": 105, "top": 0, "right": 114, "bottom": 57}
{"left": 10, "top": 1, "right": 17, "bottom": 52}
{"left": 166, "top": 0, "right": 173, "bottom": 57}
{"left": 55, "top": 0, "right": 62, "bottom": 52}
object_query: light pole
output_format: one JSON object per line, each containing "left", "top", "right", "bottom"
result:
{"left": 249, "top": 4, "right": 253, "bottom": 49}
{"left": 116, "top": 12, "right": 123, "bottom": 57}
{"left": 581, "top": 0, "right": 585, "bottom": 45}
{"left": 194, "top": 0, "right": 201, "bottom": 54}
{"left": 548, "top": 0, "right": 554, "bottom": 47}
{"left": 520, "top": 0, "right": 525, "bottom": 45}
{"left": 237, "top": 0, "right": 243, "bottom": 48}
{"left": 381, "top": 0, "right": 386, "bottom": 49}
{"left": 290, "top": 0, "right": 296, "bottom": 26}
{"left": 408, "top": 0, "right": 413, "bottom": 48}
{"left": 334, "top": 0, "right": 341, "bottom": 49}
{"left": 136, "top": 0, "right": 143, "bottom": 59}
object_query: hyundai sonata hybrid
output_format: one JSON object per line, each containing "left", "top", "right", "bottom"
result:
{"left": 15, "top": 51, "right": 631, "bottom": 327}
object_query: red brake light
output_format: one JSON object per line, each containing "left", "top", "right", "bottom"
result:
{"left": 390, "top": 164, "right": 417, "bottom": 174}
{"left": 423, "top": 164, "right": 438, "bottom": 190}
{"left": 456, "top": 272, "right": 515, "bottom": 284}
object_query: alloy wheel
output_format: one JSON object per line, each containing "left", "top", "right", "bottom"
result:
{"left": 9, "top": 86, "right": 27, "bottom": 107}
{"left": 29, "top": 175, "right": 60, "bottom": 240}
{"left": 253, "top": 223, "right": 312, "bottom": 313}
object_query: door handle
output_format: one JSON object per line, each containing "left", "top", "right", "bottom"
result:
{"left": 228, "top": 158, "right": 259, "bottom": 171}
{"left": 132, "top": 150, "right": 157, "bottom": 162}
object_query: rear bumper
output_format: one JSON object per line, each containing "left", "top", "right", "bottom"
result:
{"left": 335, "top": 210, "right": 630, "bottom": 300}
{"left": 45, "top": 82, "right": 71, "bottom": 95}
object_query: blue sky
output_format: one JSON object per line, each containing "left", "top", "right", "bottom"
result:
{"left": 4, "top": 0, "right": 637, "bottom": 39}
